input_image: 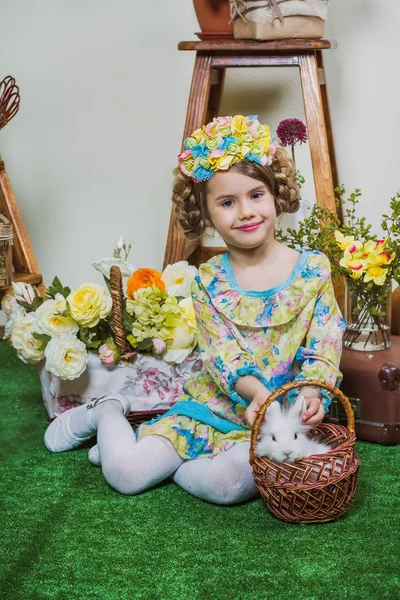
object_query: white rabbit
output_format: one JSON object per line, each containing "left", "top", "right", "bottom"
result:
{"left": 257, "top": 394, "right": 331, "bottom": 463}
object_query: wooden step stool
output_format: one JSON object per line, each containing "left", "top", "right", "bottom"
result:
{"left": 163, "top": 39, "right": 340, "bottom": 269}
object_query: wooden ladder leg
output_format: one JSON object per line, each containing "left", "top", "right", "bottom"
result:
{"left": 163, "top": 53, "right": 222, "bottom": 268}
{"left": 299, "top": 53, "right": 345, "bottom": 310}
{"left": 316, "top": 51, "right": 343, "bottom": 223}
{"left": 298, "top": 53, "right": 336, "bottom": 214}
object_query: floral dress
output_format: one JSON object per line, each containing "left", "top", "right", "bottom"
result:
{"left": 137, "top": 250, "right": 346, "bottom": 460}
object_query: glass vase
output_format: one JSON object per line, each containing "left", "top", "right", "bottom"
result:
{"left": 344, "top": 280, "right": 391, "bottom": 351}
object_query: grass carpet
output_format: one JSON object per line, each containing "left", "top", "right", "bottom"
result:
{"left": 1, "top": 340, "right": 399, "bottom": 600}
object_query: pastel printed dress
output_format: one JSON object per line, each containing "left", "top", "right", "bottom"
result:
{"left": 137, "top": 250, "right": 346, "bottom": 460}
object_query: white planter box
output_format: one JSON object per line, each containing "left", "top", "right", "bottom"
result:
{"left": 38, "top": 350, "right": 203, "bottom": 419}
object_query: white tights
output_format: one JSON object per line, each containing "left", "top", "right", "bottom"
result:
{"left": 92, "top": 402, "right": 259, "bottom": 504}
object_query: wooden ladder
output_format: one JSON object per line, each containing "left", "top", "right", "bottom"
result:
{"left": 163, "top": 39, "right": 341, "bottom": 270}
{"left": 0, "top": 155, "right": 43, "bottom": 298}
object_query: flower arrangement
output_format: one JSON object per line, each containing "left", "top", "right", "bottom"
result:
{"left": 178, "top": 114, "right": 276, "bottom": 182}
{"left": 276, "top": 187, "right": 400, "bottom": 350}
{"left": 2, "top": 239, "right": 199, "bottom": 380}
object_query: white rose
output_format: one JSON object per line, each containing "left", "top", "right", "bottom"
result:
{"left": 163, "top": 297, "right": 197, "bottom": 364}
{"left": 44, "top": 333, "right": 88, "bottom": 380}
{"left": 1, "top": 288, "right": 18, "bottom": 316}
{"left": 92, "top": 257, "right": 135, "bottom": 279}
{"left": 10, "top": 312, "right": 45, "bottom": 363}
{"left": 36, "top": 299, "right": 79, "bottom": 337}
{"left": 3, "top": 306, "right": 26, "bottom": 340}
{"left": 162, "top": 261, "right": 197, "bottom": 297}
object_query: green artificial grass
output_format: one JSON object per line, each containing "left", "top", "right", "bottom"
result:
{"left": 1, "top": 340, "right": 399, "bottom": 600}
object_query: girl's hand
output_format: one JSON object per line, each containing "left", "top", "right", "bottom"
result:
{"left": 245, "top": 391, "right": 270, "bottom": 428}
{"left": 302, "top": 396, "right": 325, "bottom": 426}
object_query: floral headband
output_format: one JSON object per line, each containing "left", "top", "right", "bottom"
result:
{"left": 178, "top": 114, "right": 276, "bottom": 182}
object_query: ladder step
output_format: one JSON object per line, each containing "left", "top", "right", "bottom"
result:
{"left": 0, "top": 271, "right": 42, "bottom": 291}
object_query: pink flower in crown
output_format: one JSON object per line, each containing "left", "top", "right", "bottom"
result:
{"left": 178, "top": 149, "right": 192, "bottom": 164}
{"left": 205, "top": 119, "right": 220, "bottom": 137}
{"left": 269, "top": 144, "right": 276, "bottom": 156}
{"left": 209, "top": 148, "right": 225, "bottom": 159}
{"left": 259, "top": 154, "right": 268, "bottom": 166}
{"left": 215, "top": 116, "right": 231, "bottom": 129}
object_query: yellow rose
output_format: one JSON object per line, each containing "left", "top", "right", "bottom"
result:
{"left": 213, "top": 154, "right": 237, "bottom": 171}
{"left": 67, "top": 283, "right": 112, "bottom": 328}
{"left": 231, "top": 115, "right": 248, "bottom": 134}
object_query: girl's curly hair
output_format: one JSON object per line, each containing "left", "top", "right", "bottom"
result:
{"left": 172, "top": 146, "right": 299, "bottom": 240}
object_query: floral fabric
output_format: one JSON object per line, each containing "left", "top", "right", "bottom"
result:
{"left": 137, "top": 250, "right": 346, "bottom": 459}
{"left": 39, "top": 350, "right": 203, "bottom": 419}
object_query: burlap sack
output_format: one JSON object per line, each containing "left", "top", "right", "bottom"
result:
{"left": 230, "top": 0, "right": 328, "bottom": 40}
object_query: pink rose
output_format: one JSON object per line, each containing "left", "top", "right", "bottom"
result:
{"left": 153, "top": 338, "right": 166, "bottom": 355}
{"left": 99, "top": 343, "right": 119, "bottom": 366}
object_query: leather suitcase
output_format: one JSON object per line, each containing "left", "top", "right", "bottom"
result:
{"left": 326, "top": 335, "right": 400, "bottom": 445}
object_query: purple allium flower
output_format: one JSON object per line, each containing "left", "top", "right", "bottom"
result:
{"left": 276, "top": 118, "right": 308, "bottom": 147}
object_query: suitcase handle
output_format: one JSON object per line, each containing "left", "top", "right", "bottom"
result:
{"left": 250, "top": 379, "right": 355, "bottom": 463}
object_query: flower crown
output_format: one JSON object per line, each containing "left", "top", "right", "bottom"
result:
{"left": 178, "top": 115, "right": 276, "bottom": 182}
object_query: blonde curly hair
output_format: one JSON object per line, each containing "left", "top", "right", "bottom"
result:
{"left": 172, "top": 147, "right": 299, "bottom": 240}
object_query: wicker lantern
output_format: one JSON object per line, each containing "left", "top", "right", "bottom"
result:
{"left": 0, "top": 215, "right": 13, "bottom": 287}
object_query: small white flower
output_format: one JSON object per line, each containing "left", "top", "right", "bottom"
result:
{"left": 36, "top": 299, "right": 79, "bottom": 337}
{"left": 10, "top": 312, "right": 45, "bottom": 363}
{"left": 116, "top": 236, "right": 124, "bottom": 251}
{"left": 54, "top": 293, "right": 67, "bottom": 314}
{"left": 12, "top": 282, "right": 36, "bottom": 305}
{"left": 3, "top": 306, "right": 25, "bottom": 340}
{"left": 44, "top": 333, "right": 88, "bottom": 380}
{"left": 92, "top": 257, "right": 135, "bottom": 280}
{"left": 162, "top": 261, "right": 197, "bottom": 297}
{"left": 1, "top": 288, "right": 18, "bottom": 317}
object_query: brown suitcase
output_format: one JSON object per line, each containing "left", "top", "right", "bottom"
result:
{"left": 326, "top": 335, "right": 400, "bottom": 445}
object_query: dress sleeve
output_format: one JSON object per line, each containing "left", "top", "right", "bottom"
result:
{"left": 191, "top": 275, "right": 269, "bottom": 407}
{"left": 289, "top": 261, "right": 346, "bottom": 411}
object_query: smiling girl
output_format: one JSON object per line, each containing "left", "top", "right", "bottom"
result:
{"left": 44, "top": 115, "right": 345, "bottom": 504}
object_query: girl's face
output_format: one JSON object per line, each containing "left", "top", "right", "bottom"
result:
{"left": 206, "top": 170, "right": 276, "bottom": 250}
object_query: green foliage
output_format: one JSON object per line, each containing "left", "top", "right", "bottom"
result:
{"left": 276, "top": 186, "right": 400, "bottom": 285}
{"left": 45, "top": 276, "right": 71, "bottom": 300}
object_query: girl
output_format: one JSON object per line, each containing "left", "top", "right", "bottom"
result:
{"left": 45, "top": 115, "right": 345, "bottom": 504}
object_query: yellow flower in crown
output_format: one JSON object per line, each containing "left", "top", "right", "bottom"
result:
{"left": 178, "top": 115, "right": 277, "bottom": 182}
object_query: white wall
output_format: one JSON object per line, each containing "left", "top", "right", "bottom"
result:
{"left": 0, "top": 0, "right": 399, "bottom": 297}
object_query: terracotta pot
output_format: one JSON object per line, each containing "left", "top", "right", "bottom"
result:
{"left": 193, "top": 0, "right": 233, "bottom": 35}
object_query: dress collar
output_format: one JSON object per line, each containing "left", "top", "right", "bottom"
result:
{"left": 195, "top": 250, "right": 328, "bottom": 328}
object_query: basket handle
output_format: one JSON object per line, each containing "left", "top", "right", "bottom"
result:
{"left": 249, "top": 379, "right": 355, "bottom": 464}
{"left": 109, "top": 265, "right": 129, "bottom": 360}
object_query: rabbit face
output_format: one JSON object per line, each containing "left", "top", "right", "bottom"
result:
{"left": 257, "top": 394, "right": 313, "bottom": 463}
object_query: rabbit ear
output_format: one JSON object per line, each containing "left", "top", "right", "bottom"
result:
{"left": 265, "top": 401, "right": 281, "bottom": 420}
{"left": 291, "top": 393, "right": 307, "bottom": 419}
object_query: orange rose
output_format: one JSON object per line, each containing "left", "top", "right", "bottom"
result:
{"left": 126, "top": 268, "right": 165, "bottom": 298}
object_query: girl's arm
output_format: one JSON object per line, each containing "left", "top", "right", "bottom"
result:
{"left": 289, "top": 261, "right": 346, "bottom": 414}
{"left": 191, "top": 276, "right": 270, "bottom": 408}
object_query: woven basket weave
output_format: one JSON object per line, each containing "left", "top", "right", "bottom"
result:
{"left": 109, "top": 264, "right": 168, "bottom": 428}
{"left": 250, "top": 380, "right": 359, "bottom": 524}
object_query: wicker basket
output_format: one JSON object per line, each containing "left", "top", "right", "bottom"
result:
{"left": 250, "top": 380, "right": 360, "bottom": 524}
{"left": 106, "top": 264, "right": 170, "bottom": 428}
